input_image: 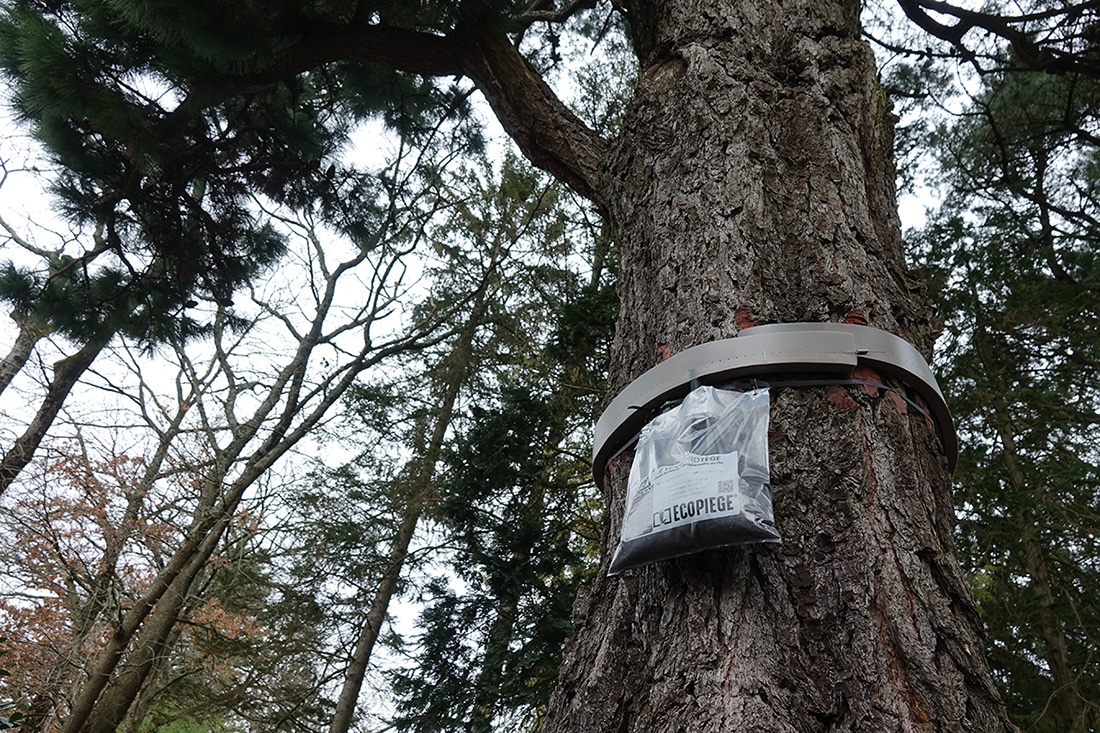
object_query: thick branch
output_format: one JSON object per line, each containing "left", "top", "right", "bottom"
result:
{"left": 239, "top": 20, "right": 609, "bottom": 206}
{"left": 0, "top": 338, "right": 107, "bottom": 495}
{"left": 257, "top": 22, "right": 464, "bottom": 80}
{"left": 0, "top": 313, "right": 50, "bottom": 399}
{"left": 515, "top": 0, "right": 599, "bottom": 25}
{"left": 896, "top": 0, "right": 1100, "bottom": 76}
{"left": 456, "top": 23, "right": 608, "bottom": 205}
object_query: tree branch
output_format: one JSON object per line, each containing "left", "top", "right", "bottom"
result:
{"left": 896, "top": 0, "right": 1100, "bottom": 76}
{"left": 232, "top": 19, "right": 609, "bottom": 206}
{"left": 515, "top": 0, "right": 599, "bottom": 25}
{"left": 259, "top": 21, "right": 463, "bottom": 80}
{"left": 455, "top": 22, "right": 608, "bottom": 206}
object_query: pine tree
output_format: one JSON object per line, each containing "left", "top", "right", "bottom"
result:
{"left": 912, "top": 65, "right": 1100, "bottom": 731}
{"left": 390, "top": 255, "right": 612, "bottom": 731}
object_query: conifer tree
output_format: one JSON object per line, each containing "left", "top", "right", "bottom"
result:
{"left": 912, "top": 65, "right": 1100, "bottom": 731}
{"left": 314, "top": 154, "right": 610, "bottom": 733}
{"left": 389, "top": 238, "right": 612, "bottom": 733}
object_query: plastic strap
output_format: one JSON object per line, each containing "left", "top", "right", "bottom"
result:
{"left": 592, "top": 324, "right": 958, "bottom": 486}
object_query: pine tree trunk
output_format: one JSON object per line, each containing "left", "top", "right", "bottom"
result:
{"left": 542, "top": 0, "right": 1016, "bottom": 730}
{"left": 0, "top": 337, "right": 106, "bottom": 494}
{"left": 0, "top": 312, "right": 49, "bottom": 398}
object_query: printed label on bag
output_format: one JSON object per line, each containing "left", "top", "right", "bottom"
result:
{"left": 621, "top": 451, "right": 741, "bottom": 541}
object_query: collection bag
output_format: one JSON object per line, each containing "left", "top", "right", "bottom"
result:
{"left": 608, "top": 386, "right": 779, "bottom": 575}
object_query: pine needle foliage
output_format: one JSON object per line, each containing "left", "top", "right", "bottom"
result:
{"left": 0, "top": 0, "right": 473, "bottom": 347}
{"left": 390, "top": 383, "right": 601, "bottom": 733}
{"left": 912, "top": 62, "right": 1100, "bottom": 732}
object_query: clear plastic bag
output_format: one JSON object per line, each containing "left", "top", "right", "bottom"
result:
{"left": 608, "top": 386, "right": 779, "bottom": 575}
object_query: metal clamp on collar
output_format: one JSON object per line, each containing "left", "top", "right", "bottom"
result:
{"left": 592, "top": 323, "right": 958, "bottom": 486}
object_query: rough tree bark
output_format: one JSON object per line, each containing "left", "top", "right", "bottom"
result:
{"left": 535, "top": 0, "right": 1018, "bottom": 730}
{"left": 254, "top": 0, "right": 1017, "bottom": 728}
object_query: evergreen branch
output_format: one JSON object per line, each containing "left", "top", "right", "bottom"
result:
{"left": 222, "top": 20, "right": 608, "bottom": 205}
{"left": 455, "top": 23, "right": 608, "bottom": 206}
{"left": 514, "top": 0, "right": 599, "bottom": 25}
{"left": 895, "top": 0, "right": 1100, "bottom": 76}
{"left": 241, "top": 22, "right": 463, "bottom": 86}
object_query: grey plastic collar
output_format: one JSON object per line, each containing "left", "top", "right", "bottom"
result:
{"left": 592, "top": 323, "right": 958, "bottom": 486}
